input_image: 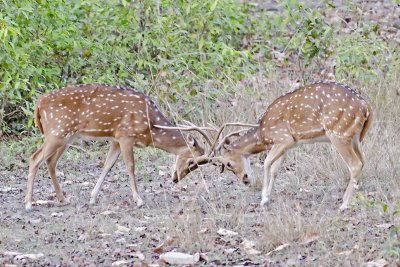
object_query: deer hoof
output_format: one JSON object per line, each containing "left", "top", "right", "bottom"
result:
{"left": 260, "top": 198, "right": 269, "bottom": 207}
{"left": 59, "top": 197, "right": 70, "bottom": 206}
{"left": 25, "top": 202, "right": 33, "bottom": 212}
{"left": 89, "top": 198, "right": 96, "bottom": 205}
{"left": 136, "top": 198, "right": 144, "bottom": 208}
{"left": 339, "top": 203, "right": 350, "bottom": 211}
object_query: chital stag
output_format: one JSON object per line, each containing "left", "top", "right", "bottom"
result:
{"left": 26, "top": 84, "right": 211, "bottom": 211}
{"left": 214, "top": 81, "right": 373, "bottom": 210}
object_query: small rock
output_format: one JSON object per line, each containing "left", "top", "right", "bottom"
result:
{"left": 159, "top": 252, "right": 200, "bottom": 265}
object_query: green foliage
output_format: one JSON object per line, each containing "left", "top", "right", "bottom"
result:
{"left": 0, "top": 0, "right": 398, "bottom": 134}
{"left": 357, "top": 195, "right": 400, "bottom": 257}
{"left": 0, "top": 0, "right": 254, "bottom": 134}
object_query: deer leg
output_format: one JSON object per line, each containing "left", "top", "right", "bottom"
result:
{"left": 260, "top": 143, "right": 291, "bottom": 206}
{"left": 25, "top": 138, "right": 65, "bottom": 211}
{"left": 353, "top": 140, "right": 364, "bottom": 167}
{"left": 331, "top": 138, "right": 363, "bottom": 211}
{"left": 90, "top": 141, "right": 121, "bottom": 204}
{"left": 45, "top": 144, "right": 67, "bottom": 204}
{"left": 119, "top": 139, "right": 143, "bottom": 207}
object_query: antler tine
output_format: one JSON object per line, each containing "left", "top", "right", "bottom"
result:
{"left": 214, "top": 129, "right": 248, "bottom": 152}
{"left": 207, "top": 122, "right": 259, "bottom": 156}
{"left": 154, "top": 125, "right": 214, "bottom": 147}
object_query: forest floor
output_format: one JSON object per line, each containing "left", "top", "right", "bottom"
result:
{"left": 0, "top": 137, "right": 398, "bottom": 267}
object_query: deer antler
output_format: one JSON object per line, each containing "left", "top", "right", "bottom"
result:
{"left": 208, "top": 122, "right": 259, "bottom": 156}
{"left": 214, "top": 128, "right": 249, "bottom": 152}
{"left": 153, "top": 125, "right": 215, "bottom": 147}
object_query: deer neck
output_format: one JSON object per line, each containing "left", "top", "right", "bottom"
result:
{"left": 230, "top": 127, "right": 266, "bottom": 155}
{"left": 150, "top": 127, "right": 188, "bottom": 155}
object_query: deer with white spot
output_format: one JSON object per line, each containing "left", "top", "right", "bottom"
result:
{"left": 26, "top": 84, "right": 212, "bottom": 211}
{"left": 212, "top": 82, "right": 373, "bottom": 210}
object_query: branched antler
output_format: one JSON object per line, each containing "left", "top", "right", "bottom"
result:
{"left": 208, "top": 122, "right": 259, "bottom": 156}
{"left": 154, "top": 124, "right": 215, "bottom": 147}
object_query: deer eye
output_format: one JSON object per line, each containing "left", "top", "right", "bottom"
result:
{"left": 227, "top": 162, "right": 232, "bottom": 168}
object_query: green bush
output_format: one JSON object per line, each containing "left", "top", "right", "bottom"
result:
{"left": 0, "top": 0, "right": 254, "bottom": 134}
{"left": 0, "top": 0, "right": 398, "bottom": 135}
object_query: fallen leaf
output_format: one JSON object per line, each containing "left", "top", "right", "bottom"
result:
{"left": 116, "top": 224, "right": 130, "bottom": 233}
{"left": 134, "top": 226, "right": 147, "bottom": 232}
{"left": 153, "top": 236, "right": 179, "bottom": 254}
{"left": 34, "top": 200, "right": 55, "bottom": 205}
{"left": 0, "top": 187, "right": 19, "bottom": 193}
{"left": 159, "top": 252, "right": 200, "bottom": 265}
{"left": 111, "top": 260, "right": 132, "bottom": 266}
{"left": 336, "top": 250, "right": 353, "bottom": 256}
{"left": 133, "top": 252, "right": 145, "bottom": 261}
{"left": 298, "top": 231, "right": 319, "bottom": 245}
{"left": 98, "top": 233, "right": 112, "bottom": 237}
{"left": 158, "top": 169, "right": 168, "bottom": 176}
{"left": 240, "top": 239, "right": 261, "bottom": 255}
{"left": 30, "top": 218, "right": 42, "bottom": 224}
{"left": 3, "top": 251, "right": 22, "bottom": 256}
{"left": 81, "top": 181, "right": 93, "bottom": 187}
{"left": 266, "top": 243, "right": 290, "bottom": 255}
{"left": 375, "top": 223, "right": 393, "bottom": 229}
{"left": 217, "top": 228, "right": 238, "bottom": 236}
{"left": 364, "top": 259, "right": 389, "bottom": 267}
{"left": 78, "top": 234, "right": 87, "bottom": 242}
{"left": 336, "top": 244, "right": 358, "bottom": 256}
{"left": 100, "top": 210, "right": 115, "bottom": 216}
{"left": 224, "top": 248, "right": 237, "bottom": 254}
{"left": 198, "top": 227, "right": 208, "bottom": 234}
{"left": 14, "top": 253, "right": 44, "bottom": 260}
{"left": 116, "top": 237, "right": 126, "bottom": 243}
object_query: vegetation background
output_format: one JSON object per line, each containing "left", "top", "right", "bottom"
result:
{"left": 0, "top": 0, "right": 399, "bottom": 266}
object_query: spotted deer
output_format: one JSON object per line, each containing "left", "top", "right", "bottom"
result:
{"left": 213, "top": 81, "right": 373, "bottom": 210}
{"left": 26, "top": 84, "right": 211, "bottom": 211}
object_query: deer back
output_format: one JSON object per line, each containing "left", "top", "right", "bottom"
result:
{"left": 36, "top": 84, "right": 173, "bottom": 143}
{"left": 258, "top": 82, "right": 372, "bottom": 144}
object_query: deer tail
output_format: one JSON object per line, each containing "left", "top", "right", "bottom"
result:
{"left": 34, "top": 103, "right": 44, "bottom": 134}
{"left": 360, "top": 108, "right": 373, "bottom": 142}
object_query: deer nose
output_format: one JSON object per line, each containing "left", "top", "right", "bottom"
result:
{"left": 172, "top": 172, "right": 179, "bottom": 183}
{"left": 243, "top": 174, "right": 250, "bottom": 185}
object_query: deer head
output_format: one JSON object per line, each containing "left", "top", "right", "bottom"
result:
{"left": 208, "top": 123, "right": 259, "bottom": 185}
{"left": 172, "top": 134, "right": 205, "bottom": 183}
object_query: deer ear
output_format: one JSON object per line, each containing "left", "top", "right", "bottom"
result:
{"left": 223, "top": 137, "right": 232, "bottom": 150}
{"left": 186, "top": 134, "right": 195, "bottom": 147}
